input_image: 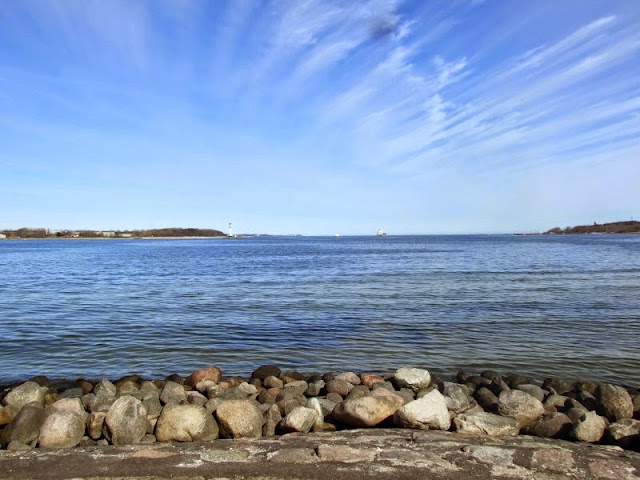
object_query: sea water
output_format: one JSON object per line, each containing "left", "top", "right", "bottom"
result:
{"left": 0, "top": 235, "right": 638, "bottom": 385}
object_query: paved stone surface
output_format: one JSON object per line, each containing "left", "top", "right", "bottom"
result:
{"left": 1, "top": 429, "right": 638, "bottom": 479}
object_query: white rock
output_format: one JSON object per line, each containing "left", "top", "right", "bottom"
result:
{"left": 393, "top": 368, "right": 431, "bottom": 392}
{"left": 393, "top": 389, "right": 450, "bottom": 430}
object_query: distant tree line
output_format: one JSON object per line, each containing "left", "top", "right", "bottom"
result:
{"left": 0, "top": 227, "right": 225, "bottom": 238}
{"left": 546, "top": 221, "right": 640, "bottom": 234}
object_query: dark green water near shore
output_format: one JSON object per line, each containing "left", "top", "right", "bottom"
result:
{"left": 0, "top": 235, "right": 638, "bottom": 385}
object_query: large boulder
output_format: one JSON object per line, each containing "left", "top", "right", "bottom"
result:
{"left": 596, "top": 384, "right": 633, "bottom": 422}
{"left": 37, "top": 411, "right": 85, "bottom": 448}
{"left": 0, "top": 403, "right": 46, "bottom": 448}
{"left": 515, "top": 384, "right": 546, "bottom": 403}
{"left": 156, "top": 404, "right": 218, "bottom": 442}
{"left": 453, "top": 412, "right": 519, "bottom": 436}
{"left": 392, "top": 368, "right": 431, "bottom": 392}
{"left": 497, "top": 389, "right": 544, "bottom": 428}
{"left": 523, "top": 412, "right": 572, "bottom": 439}
{"left": 279, "top": 406, "right": 318, "bottom": 433}
{"left": 332, "top": 393, "right": 403, "bottom": 428}
{"left": 393, "top": 389, "right": 450, "bottom": 430}
{"left": 570, "top": 411, "right": 606, "bottom": 443}
{"left": 104, "top": 396, "right": 148, "bottom": 445}
{"left": 47, "top": 398, "right": 88, "bottom": 423}
{"left": 215, "top": 399, "right": 263, "bottom": 438}
{"left": 2, "top": 382, "right": 47, "bottom": 410}
{"left": 607, "top": 419, "right": 640, "bottom": 450}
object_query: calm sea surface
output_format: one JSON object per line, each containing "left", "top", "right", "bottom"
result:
{"left": 1, "top": 235, "right": 639, "bottom": 386}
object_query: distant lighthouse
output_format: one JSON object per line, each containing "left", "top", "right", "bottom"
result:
{"left": 228, "top": 222, "right": 234, "bottom": 238}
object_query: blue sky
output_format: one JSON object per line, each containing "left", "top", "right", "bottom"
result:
{"left": 1, "top": 1, "right": 639, "bottom": 235}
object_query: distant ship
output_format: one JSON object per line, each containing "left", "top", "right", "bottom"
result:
{"left": 335, "top": 233, "right": 340, "bottom": 237}
{"left": 376, "top": 229, "right": 387, "bottom": 237}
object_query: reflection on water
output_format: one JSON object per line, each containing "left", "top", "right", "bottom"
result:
{"left": 0, "top": 235, "right": 639, "bottom": 385}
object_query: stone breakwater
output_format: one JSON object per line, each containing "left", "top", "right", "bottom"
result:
{"left": 0, "top": 366, "right": 639, "bottom": 453}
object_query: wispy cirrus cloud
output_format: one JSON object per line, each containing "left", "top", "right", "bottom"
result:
{"left": 1, "top": 0, "right": 638, "bottom": 233}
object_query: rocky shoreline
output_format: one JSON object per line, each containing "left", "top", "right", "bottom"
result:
{"left": 1, "top": 366, "right": 639, "bottom": 453}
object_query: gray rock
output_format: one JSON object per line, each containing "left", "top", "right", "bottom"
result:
{"left": 204, "top": 397, "right": 224, "bottom": 414}
{"left": 607, "top": 418, "right": 640, "bottom": 450}
{"left": 279, "top": 406, "right": 318, "bottom": 433}
{"left": 0, "top": 403, "right": 46, "bottom": 448}
{"left": 392, "top": 368, "right": 431, "bottom": 392}
{"left": 160, "top": 381, "right": 187, "bottom": 405}
{"left": 523, "top": 412, "right": 572, "bottom": 439}
{"left": 545, "top": 394, "right": 570, "bottom": 410}
{"left": 542, "top": 378, "right": 573, "bottom": 395}
{"left": 393, "top": 389, "right": 450, "bottom": 431}
{"left": 264, "top": 376, "right": 284, "bottom": 389}
{"left": 497, "top": 389, "right": 544, "bottom": 428}
{"left": 87, "top": 412, "right": 106, "bottom": 440}
{"left": 2, "top": 382, "right": 47, "bottom": 410}
{"left": 155, "top": 404, "right": 218, "bottom": 442}
{"left": 262, "top": 404, "right": 282, "bottom": 436}
{"left": 93, "top": 379, "right": 117, "bottom": 397}
{"left": 325, "top": 379, "right": 354, "bottom": 397}
{"left": 515, "top": 384, "right": 546, "bottom": 403}
{"left": 570, "top": 411, "right": 606, "bottom": 443}
{"left": 104, "top": 396, "right": 148, "bottom": 445}
{"left": 38, "top": 411, "right": 85, "bottom": 448}
{"left": 283, "top": 381, "right": 308, "bottom": 396}
{"left": 317, "top": 398, "right": 337, "bottom": 417}
{"left": 474, "top": 387, "right": 499, "bottom": 411}
{"left": 140, "top": 434, "right": 156, "bottom": 444}
{"left": 186, "top": 391, "right": 208, "bottom": 407}
{"left": 453, "top": 412, "right": 519, "bottom": 436}
{"left": 304, "top": 380, "right": 325, "bottom": 397}
{"left": 326, "top": 392, "right": 343, "bottom": 404}
{"left": 395, "top": 388, "right": 416, "bottom": 405}
{"left": 215, "top": 399, "right": 263, "bottom": 438}
{"left": 332, "top": 394, "right": 403, "bottom": 428}
{"left": 443, "top": 382, "right": 472, "bottom": 412}
{"left": 335, "top": 372, "right": 361, "bottom": 385}
{"left": 7, "top": 441, "right": 32, "bottom": 451}
{"left": 58, "top": 388, "right": 84, "bottom": 400}
{"left": 596, "top": 384, "right": 633, "bottom": 421}
{"left": 141, "top": 391, "right": 162, "bottom": 416}
{"left": 87, "top": 393, "right": 115, "bottom": 413}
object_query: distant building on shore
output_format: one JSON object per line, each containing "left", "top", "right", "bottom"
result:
{"left": 0, "top": 233, "right": 6, "bottom": 239}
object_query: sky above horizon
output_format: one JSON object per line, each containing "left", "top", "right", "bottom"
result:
{"left": 1, "top": 1, "right": 639, "bottom": 235}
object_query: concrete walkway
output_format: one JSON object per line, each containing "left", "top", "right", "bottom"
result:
{"left": 1, "top": 429, "right": 638, "bottom": 479}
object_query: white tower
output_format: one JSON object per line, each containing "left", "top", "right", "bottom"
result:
{"left": 228, "top": 222, "right": 234, "bottom": 237}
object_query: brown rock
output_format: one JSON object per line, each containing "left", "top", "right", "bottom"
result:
{"left": 156, "top": 404, "right": 218, "bottom": 442}
{"left": 326, "top": 380, "right": 354, "bottom": 397}
{"left": 332, "top": 394, "right": 403, "bottom": 428}
{"left": 251, "top": 365, "right": 281, "bottom": 380}
{"left": 186, "top": 366, "right": 222, "bottom": 388}
{"left": 360, "top": 373, "right": 385, "bottom": 389}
